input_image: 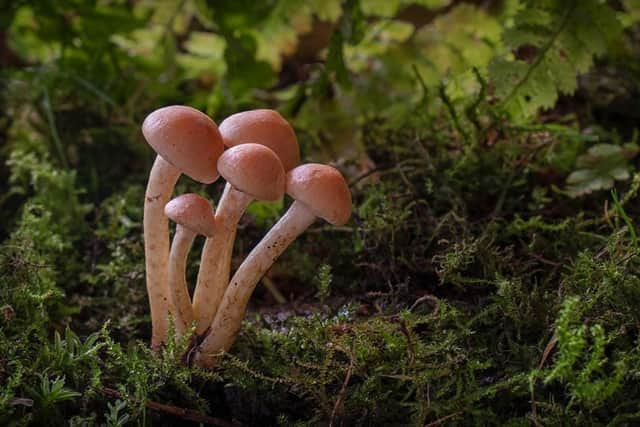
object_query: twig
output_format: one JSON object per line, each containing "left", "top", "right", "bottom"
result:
{"left": 530, "top": 253, "right": 562, "bottom": 267}
{"left": 424, "top": 411, "right": 463, "bottom": 426}
{"left": 9, "top": 398, "right": 33, "bottom": 407}
{"left": 348, "top": 162, "right": 420, "bottom": 188}
{"left": 348, "top": 166, "right": 382, "bottom": 187}
{"left": 409, "top": 294, "right": 440, "bottom": 313}
{"left": 538, "top": 332, "right": 558, "bottom": 370}
{"left": 329, "top": 349, "right": 355, "bottom": 427}
{"left": 531, "top": 332, "right": 558, "bottom": 427}
{"left": 101, "top": 387, "right": 238, "bottom": 427}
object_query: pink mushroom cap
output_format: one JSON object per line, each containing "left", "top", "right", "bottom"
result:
{"left": 286, "top": 164, "right": 352, "bottom": 226}
{"left": 217, "top": 143, "right": 286, "bottom": 202}
{"left": 164, "top": 194, "right": 216, "bottom": 237}
{"left": 143, "top": 105, "right": 224, "bottom": 184}
{"left": 219, "top": 109, "right": 299, "bottom": 172}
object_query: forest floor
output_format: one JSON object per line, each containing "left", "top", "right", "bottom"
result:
{"left": 2, "top": 1, "right": 640, "bottom": 426}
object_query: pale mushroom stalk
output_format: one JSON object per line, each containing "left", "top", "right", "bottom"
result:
{"left": 164, "top": 193, "right": 217, "bottom": 341}
{"left": 193, "top": 164, "right": 352, "bottom": 368}
{"left": 193, "top": 201, "right": 315, "bottom": 367}
{"left": 144, "top": 156, "right": 180, "bottom": 349}
{"left": 168, "top": 224, "right": 196, "bottom": 338}
{"left": 192, "top": 184, "right": 251, "bottom": 335}
{"left": 192, "top": 110, "right": 298, "bottom": 334}
{"left": 192, "top": 143, "right": 286, "bottom": 335}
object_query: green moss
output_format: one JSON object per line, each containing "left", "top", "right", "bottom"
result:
{"left": 2, "top": 1, "right": 640, "bottom": 425}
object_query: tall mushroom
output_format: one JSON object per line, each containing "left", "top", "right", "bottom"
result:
{"left": 191, "top": 143, "right": 286, "bottom": 335}
{"left": 193, "top": 164, "right": 352, "bottom": 367}
{"left": 142, "top": 105, "right": 223, "bottom": 349}
{"left": 192, "top": 109, "right": 298, "bottom": 335}
{"left": 164, "top": 194, "right": 216, "bottom": 339}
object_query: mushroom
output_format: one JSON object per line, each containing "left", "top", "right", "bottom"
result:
{"left": 191, "top": 143, "right": 286, "bottom": 335}
{"left": 164, "top": 194, "right": 216, "bottom": 339}
{"left": 218, "top": 109, "right": 300, "bottom": 171}
{"left": 192, "top": 109, "right": 299, "bottom": 335}
{"left": 193, "top": 164, "right": 352, "bottom": 367}
{"left": 141, "top": 105, "right": 223, "bottom": 349}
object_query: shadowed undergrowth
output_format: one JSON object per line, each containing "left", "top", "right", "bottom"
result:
{"left": 2, "top": 1, "right": 640, "bottom": 425}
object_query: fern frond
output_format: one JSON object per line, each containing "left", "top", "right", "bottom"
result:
{"left": 490, "top": 0, "right": 622, "bottom": 121}
{"left": 254, "top": 0, "right": 342, "bottom": 70}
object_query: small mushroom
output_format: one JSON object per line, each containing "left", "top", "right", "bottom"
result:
{"left": 142, "top": 105, "right": 223, "bottom": 349}
{"left": 191, "top": 143, "right": 285, "bottom": 335}
{"left": 164, "top": 194, "right": 216, "bottom": 339}
{"left": 193, "top": 164, "right": 352, "bottom": 367}
{"left": 192, "top": 109, "right": 298, "bottom": 334}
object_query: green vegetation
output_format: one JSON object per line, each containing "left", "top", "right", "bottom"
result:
{"left": 2, "top": 0, "right": 640, "bottom": 425}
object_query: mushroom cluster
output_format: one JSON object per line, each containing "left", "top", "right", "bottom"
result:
{"left": 141, "top": 106, "right": 352, "bottom": 368}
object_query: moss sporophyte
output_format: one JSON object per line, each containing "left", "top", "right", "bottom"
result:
{"left": 141, "top": 106, "right": 352, "bottom": 368}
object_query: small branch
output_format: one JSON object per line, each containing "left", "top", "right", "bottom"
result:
{"left": 529, "top": 253, "right": 562, "bottom": 267}
{"left": 538, "top": 332, "right": 558, "bottom": 370}
{"left": 348, "top": 166, "right": 382, "bottom": 187}
{"left": 101, "top": 387, "right": 238, "bottom": 427}
{"left": 329, "top": 349, "right": 355, "bottom": 427}
{"left": 424, "top": 411, "right": 463, "bottom": 426}
{"left": 348, "top": 161, "right": 422, "bottom": 188}
{"left": 9, "top": 398, "right": 33, "bottom": 407}
{"left": 409, "top": 294, "right": 440, "bottom": 313}
{"left": 531, "top": 332, "right": 558, "bottom": 427}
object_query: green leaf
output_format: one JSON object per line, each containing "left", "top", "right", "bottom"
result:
{"left": 360, "top": 0, "right": 452, "bottom": 17}
{"left": 565, "top": 144, "right": 638, "bottom": 197}
{"left": 414, "top": 0, "right": 452, "bottom": 8}
{"left": 360, "top": 0, "right": 403, "bottom": 17}
{"left": 490, "top": 0, "right": 623, "bottom": 122}
{"left": 413, "top": 3, "right": 502, "bottom": 86}
{"left": 253, "top": 0, "right": 342, "bottom": 70}
{"left": 176, "top": 31, "right": 226, "bottom": 79}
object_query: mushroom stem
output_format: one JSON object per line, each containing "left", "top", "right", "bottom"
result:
{"left": 144, "top": 156, "right": 181, "bottom": 350}
{"left": 192, "top": 183, "right": 252, "bottom": 335}
{"left": 193, "top": 200, "right": 315, "bottom": 368}
{"left": 168, "top": 224, "right": 196, "bottom": 339}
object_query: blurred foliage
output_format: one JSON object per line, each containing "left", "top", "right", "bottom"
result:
{"left": 2, "top": 0, "right": 640, "bottom": 425}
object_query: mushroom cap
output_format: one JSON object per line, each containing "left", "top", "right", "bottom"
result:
{"left": 217, "top": 143, "right": 285, "bottom": 202}
{"left": 142, "top": 105, "right": 224, "bottom": 184}
{"left": 164, "top": 193, "right": 216, "bottom": 237}
{"left": 219, "top": 109, "right": 299, "bottom": 172}
{"left": 286, "top": 164, "right": 352, "bottom": 226}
